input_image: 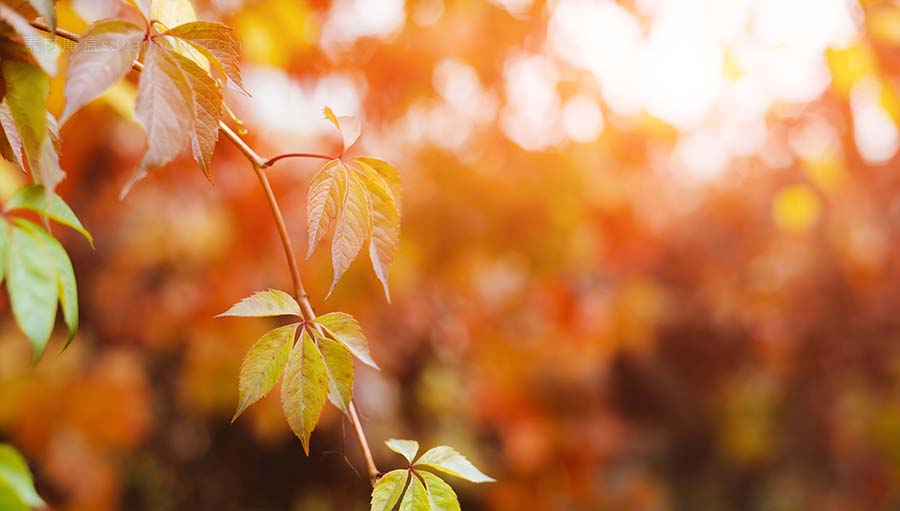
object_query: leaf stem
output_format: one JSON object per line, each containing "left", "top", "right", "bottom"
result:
{"left": 31, "top": 19, "right": 381, "bottom": 486}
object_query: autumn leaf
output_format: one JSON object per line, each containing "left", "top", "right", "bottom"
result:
{"left": 164, "top": 21, "right": 247, "bottom": 94}
{"left": 399, "top": 474, "right": 429, "bottom": 511}
{"left": 314, "top": 312, "right": 378, "bottom": 369}
{"left": 124, "top": 0, "right": 151, "bottom": 20}
{"left": 5, "top": 184, "right": 94, "bottom": 247}
{"left": 217, "top": 289, "right": 301, "bottom": 318}
{"left": 328, "top": 170, "right": 372, "bottom": 297}
{"left": 421, "top": 471, "right": 461, "bottom": 511}
{"left": 2, "top": 60, "right": 48, "bottom": 175}
{"left": 0, "top": 4, "right": 60, "bottom": 75}
{"left": 355, "top": 159, "right": 400, "bottom": 301}
{"left": 371, "top": 469, "right": 409, "bottom": 511}
{"left": 61, "top": 19, "right": 145, "bottom": 125}
{"left": 306, "top": 159, "right": 348, "bottom": 258}
{"left": 167, "top": 48, "right": 222, "bottom": 180}
{"left": 281, "top": 329, "right": 329, "bottom": 454}
{"left": 316, "top": 335, "right": 354, "bottom": 414}
{"left": 386, "top": 439, "right": 419, "bottom": 463}
{"left": 324, "top": 106, "right": 360, "bottom": 155}
{"left": 414, "top": 446, "right": 495, "bottom": 483}
{"left": 233, "top": 322, "right": 298, "bottom": 422}
{"left": 353, "top": 157, "right": 402, "bottom": 214}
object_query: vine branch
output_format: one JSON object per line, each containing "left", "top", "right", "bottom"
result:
{"left": 31, "top": 20, "right": 381, "bottom": 484}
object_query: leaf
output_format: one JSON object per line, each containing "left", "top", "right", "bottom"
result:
{"left": 233, "top": 322, "right": 298, "bottom": 422}
{"left": 2, "top": 60, "right": 48, "bottom": 177}
{"left": 164, "top": 21, "right": 248, "bottom": 94}
{"left": 356, "top": 160, "right": 400, "bottom": 301}
{"left": 0, "top": 102, "right": 24, "bottom": 169}
{"left": 166, "top": 48, "right": 222, "bottom": 180}
{"left": 152, "top": 0, "right": 197, "bottom": 29}
{"left": 0, "top": 485, "right": 28, "bottom": 511}
{"left": 328, "top": 170, "right": 372, "bottom": 297}
{"left": 0, "top": 444, "right": 44, "bottom": 508}
{"left": 314, "top": 312, "right": 378, "bottom": 369}
{"left": 0, "top": 4, "right": 60, "bottom": 75}
{"left": 126, "top": 41, "right": 192, "bottom": 196}
{"left": 316, "top": 335, "right": 354, "bottom": 414}
{"left": 33, "top": 114, "right": 64, "bottom": 195}
{"left": 16, "top": 219, "right": 78, "bottom": 349}
{"left": 61, "top": 19, "right": 145, "bottom": 125}
{"left": 217, "top": 289, "right": 300, "bottom": 318}
{"left": 0, "top": 218, "right": 8, "bottom": 286}
{"left": 306, "top": 159, "right": 347, "bottom": 258}
{"left": 420, "top": 471, "right": 460, "bottom": 511}
{"left": 125, "top": 0, "right": 151, "bottom": 20}
{"left": 386, "top": 439, "right": 419, "bottom": 463}
{"left": 5, "top": 185, "right": 94, "bottom": 247}
{"left": 324, "top": 106, "right": 361, "bottom": 154}
{"left": 371, "top": 469, "right": 409, "bottom": 511}
{"left": 414, "top": 446, "right": 495, "bottom": 483}
{"left": 281, "top": 329, "right": 329, "bottom": 454}
{"left": 6, "top": 220, "right": 57, "bottom": 362}
{"left": 399, "top": 474, "right": 429, "bottom": 511}
{"left": 353, "top": 157, "right": 402, "bottom": 213}
{"left": 25, "top": 0, "right": 55, "bottom": 34}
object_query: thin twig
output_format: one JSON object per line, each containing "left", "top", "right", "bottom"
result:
{"left": 31, "top": 19, "right": 381, "bottom": 484}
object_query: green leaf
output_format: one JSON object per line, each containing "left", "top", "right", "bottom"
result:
{"left": 2, "top": 60, "right": 48, "bottom": 178}
{"left": 316, "top": 335, "right": 354, "bottom": 414}
{"left": 5, "top": 185, "right": 93, "bottom": 247}
{"left": 399, "top": 473, "right": 429, "bottom": 511}
{"left": 17, "top": 219, "right": 79, "bottom": 349}
{"left": 386, "top": 439, "right": 419, "bottom": 463}
{"left": 306, "top": 159, "right": 347, "bottom": 258}
{"left": 164, "top": 21, "right": 248, "bottom": 95}
{"left": 414, "top": 446, "right": 495, "bottom": 483}
{"left": 7, "top": 220, "right": 57, "bottom": 362}
{"left": 217, "top": 289, "right": 300, "bottom": 318}
{"left": 0, "top": 218, "right": 8, "bottom": 286}
{"left": 420, "top": 471, "right": 460, "bottom": 511}
{"left": 281, "top": 329, "right": 328, "bottom": 454}
{"left": 328, "top": 170, "right": 372, "bottom": 297}
{"left": 61, "top": 19, "right": 145, "bottom": 125}
{"left": 323, "top": 106, "right": 360, "bottom": 154}
{"left": 233, "top": 322, "right": 298, "bottom": 422}
{"left": 371, "top": 469, "right": 409, "bottom": 511}
{"left": 355, "top": 160, "right": 400, "bottom": 302}
{"left": 0, "top": 483, "right": 28, "bottom": 511}
{"left": 0, "top": 444, "right": 44, "bottom": 508}
{"left": 314, "top": 312, "right": 378, "bottom": 369}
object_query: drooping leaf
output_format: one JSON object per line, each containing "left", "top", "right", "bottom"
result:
{"left": 0, "top": 444, "right": 44, "bottom": 508}
{"left": 217, "top": 289, "right": 300, "bottom": 318}
{"left": 415, "top": 446, "right": 495, "bottom": 483}
{"left": 2, "top": 60, "right": 48, "bottom": 176}
{"left": 371, "top": 469, "right": 409, "bottom": 511}
{"left": 315, "top": 335, "right": 354, "bottom": 414}
{"left": 420, "top": 471, "right": 461, "bottom": 511}
{"left": 233, "top": 322, "right": 298, "bottom": 422}
{"left": 281, "top": 329, "right": 329, "bottom": 454}
{"left": 0, "top": 4, "right": 60, "bottom": 74}
{"left": 7, "top": 221, "right": 57, "bottom": 361}
{"left": 16, "top": 219, "right": 78, "bottom": 349}
{"left": 356, "top": 160, "right": 401, "bottom": 301}
{"left": 399, "top": 474, "right": 430, "bottom": 511}
{"left": 33, "top": 114, "right": 64, "bottom": 195}
{"left": 5, "top": 185, "right": 93, "bottom": 247}
{"left": 61, "top": 19, "right": 145, "bottom": 125}
{"left": 328, "top": 170, "right": 372, "bottom": 297}
{"left": 353, "top": 157, "right": 402, "bottom": 213}
{"left": 314, "top": 312, "right": 378, "bottom": 369}
{"left": 306, "top": 159, "right": 347, "bottom": 258}
{"left": 164, "top": 21, "right": 247, "bottom": 94}
{"left": 166, "top": 48, "right": 222, "bottom": 180}
{"left": 386, "top": 439, "right": 419, "bottom": 463}
{"left": 126, "top": 41, "right": 193, "bottom": 196}
{"left": 324, "top": 106, "right": 361, "bottom": 154}
{"left": 0, "top": 102, "right": 24, "bottom": 169}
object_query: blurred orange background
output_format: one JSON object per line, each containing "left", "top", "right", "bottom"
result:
{"left": 5, "top": 0, "right": 900, "bottom": 509}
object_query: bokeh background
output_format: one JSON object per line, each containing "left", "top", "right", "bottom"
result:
{"left": 4, "top": 0, "right": 900, "bottom": 509}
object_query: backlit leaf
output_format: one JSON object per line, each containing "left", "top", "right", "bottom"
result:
{"left": 2, "top": 60, "right": 48, "bottom": 177}
{"left": 164, "top": 21, "right": 247, "bottom": 94}
{"left": 316, "top": 335, "right": 354, "bottom": 414}
{"left": 125, "top": 0, "right": 151, "bottom": 20}
{"left": 166, "top": 48, "right": 222, "bottom": 180}
{"left": 0, "top": 444, "right": 44, "bottom": 508}
{"left": 5, "top": 185, "right": 93, "bottom": 247}
{"left": 0, "top": 4, "right": 60, "bottom": 74}
{"left": 324, "top": 106, "right": 361, "bottom": 154}
{"left": 356, "top": 160, "right": 400, "bottom": 301}
{"left": 314, "top": 312, "right": 378, "bottom": 369}
{"left": 353, "top": 157, "right": 402, "bottom": 213}
{"left": 386, "top": 439, "right": 419, "bottom": 463}
{"left": 306, "top": 159, "right": 347, "bottom": 258}
{"left": 7, "top": 220, "right": 57, "bottom": 362}
{"left": 61, "top": 19, "right": 145, "bottom": 125}
{"left": 281, "top": 329, "right": 328, "bottom": 454}
{"left": 217, "top": 289, "right": 300, "bottom": 318}
{"left": 415, "top": 446, "right": 495, "bottom": 483}
{"left": 420, "top": 471, "right": 460, "bottom": 511}
{"left": 233, "top": 322, "right": 298, "bottom": 422}
{"left": 399, "top": 474, "right": 429, "bottom": 511}
{"left": 371, "top": 469, "right": 409, "bottom": 511}
{"left": 328, "top": 170, "right": 371, "bottom": 297}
